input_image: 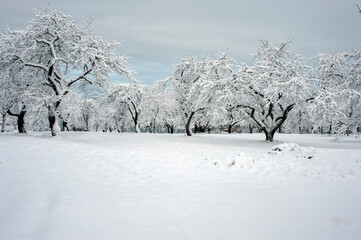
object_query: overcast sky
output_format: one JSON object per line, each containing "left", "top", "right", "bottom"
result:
{"left": 0, "top": 0, "right": 360, "bottom": 84}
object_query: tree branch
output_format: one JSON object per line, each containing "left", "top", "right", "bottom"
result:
{"left": 22, "top": 61, "right": 48, "bottom": 72}
{"left": 67, "top": 62, "right": 95, "bottom": 87}
{"left": 7, "top": 109, "right": 19, "bottom": 117}
{"left": 36, "top": 33, "right": 59, "bottom": 59}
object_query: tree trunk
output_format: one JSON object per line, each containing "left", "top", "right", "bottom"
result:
{"left": 134, "top": 112, "right": 140, "bottom": 133}
{"left": 228, "top": 124, "right": 233, "bottom": 133}
{"left": 1, "top": 112, "right": 6, "bottom": 133}
{"left": 152, "top": 119, "right": 156, "bottom": 134}
{"left": 18, "top": 109, "right": 26, "bottom": 133}
{"left": 198, "top": 126, "right": 206, "bottom": 133}
{"left": 135, "top": 125, "right": 140, "bottom": 133}
{"left": 166, "top": 124, "right": 174, "bottom": 134}
{"left": 298, "top": 111, "right": 302, "bottom": 134}
{"left": 7, "top": 106, "right": 27, "bottom": 134}
{"left": 185, "top": 123, "right": 192, "bottom": 136}
{"left": 62, "top": 121, "right": 69, "bottom": 131}
{"left": 48, "top": 113, "right": 60, "bottom": 136}
{"left": 184, "top": 112, "right": 195, "bottom": 136}
{"left": 264, "top": 130, "right": 275, "bottom": 142}
{"left": 83, "top": 114, "right": 89, "bottom": 131}
{"left": 194, "top": 123, "right": 198, "bottom": 134}
{"left": 46, "top": 101, "right": 61, "bottom": 136}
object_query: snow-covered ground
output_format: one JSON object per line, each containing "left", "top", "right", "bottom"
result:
{"left": 0, "top": 132, "right": 360, "bottom": 240}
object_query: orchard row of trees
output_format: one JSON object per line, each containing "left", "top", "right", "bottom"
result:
{"left": 165, "top": 42, "right": 361, "bottom": 141}
{"left": 0, "top": 8, "right": 360, "bottom": 141}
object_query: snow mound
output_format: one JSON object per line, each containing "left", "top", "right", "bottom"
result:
{"left": 272, "top": 142, "right": 300, "bottom": 152}
{"left": 208, "top": 143, "right": 361, "bottom": 180}
{"left": 269, "top": 143, "right": 315, "bottom": 159}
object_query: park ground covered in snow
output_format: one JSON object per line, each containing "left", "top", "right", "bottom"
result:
{"left": 0, "top": 132, "right": 361, "bottom": 240}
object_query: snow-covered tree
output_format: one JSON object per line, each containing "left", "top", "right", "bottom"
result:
{"left": 283, "top": 105, "right": 314, "bottom": 134}
{"left": 156, "top": 83, "right": 183, "bottom": 134}
{"left": 310, "top": 52, "right": 360, "bottom": 135}
{"left": 167, "top": 57, "right": 204, "bottom": 136}
{"left": 310, "top": 53, "right": 348, "bottom": 134}
{"left": 167, "top": 53, "right": 237, "bottom": 136}
{"left": 345, "top": 50, "right": 361, "bottom": 135}
{"left": 57, "top": 91, "right": 84, "bottom": 131}
{"left": 0, "top": 72, "right": 11, "bottom": 132}
{"left": 166, "top": 56, "right": 206, "bottom": 136}
{"left": 201, "top": 52, "right": 241, "bottom": 133}
{"left": 1, "top": 8, "right": 133, "bottom": 136}
{"left": 80, "top": 94, "right": 99, "bottom": 131}
{"left": 141, "top": 85, "right": 164, "bottom": 133}
{"left": 235, "top": 40, "right": 313, "bottom": 142}
{"left": 0, "top": 57, "right": 42, "bottom": 133}
{"left": 139, "top": 82, "right": 182, "bottom": 133}
{"left": 105, "top": 83, "right": 143, "bottom": 133}
{"left": 160, "top": 100, "right": 182, "bottom": 133}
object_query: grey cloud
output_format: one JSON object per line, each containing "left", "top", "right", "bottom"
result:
{"left": 0, "top": 0, "right": 360, "bottom": 84}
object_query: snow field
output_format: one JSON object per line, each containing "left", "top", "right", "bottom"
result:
{"left": 0, "top": 132, "right": 360, "bottom": 240}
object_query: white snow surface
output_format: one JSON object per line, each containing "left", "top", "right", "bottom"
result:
{"left": 0, "top": 132, "right": 360, "bottom": 240}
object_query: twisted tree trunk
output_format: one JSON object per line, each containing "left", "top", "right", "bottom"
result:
{"left": 185, "top": 112, "right": 195, "bottom": 136}
{"left": 7, "top": 105, "right": 27, "bottom": 134}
